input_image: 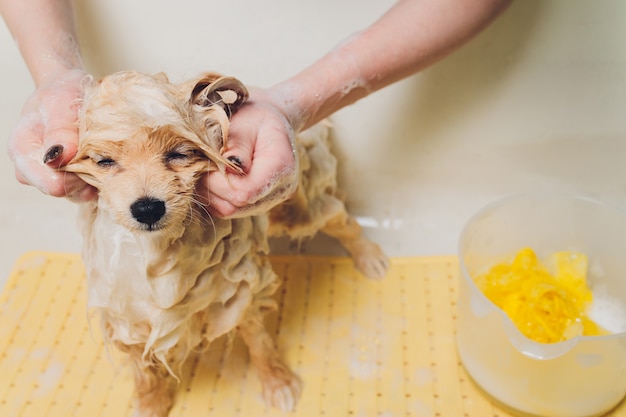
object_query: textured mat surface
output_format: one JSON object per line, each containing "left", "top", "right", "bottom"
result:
{"left": 1, "top": 252, "right": 624, "bottom": 417}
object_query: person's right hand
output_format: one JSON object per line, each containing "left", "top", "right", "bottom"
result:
{"left": 7, "top": 68, "right": 95, "bottom": 201}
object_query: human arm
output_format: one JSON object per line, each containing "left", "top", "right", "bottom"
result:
{"left": 206, "top": 0, "right": 512, "bottom": 217}
{"left": 0, "top": 0, "right": 94, "bottom": 200}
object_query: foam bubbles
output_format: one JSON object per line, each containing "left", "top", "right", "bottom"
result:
{"left": 588, "top": 284, "right": 626, "bottom": 334}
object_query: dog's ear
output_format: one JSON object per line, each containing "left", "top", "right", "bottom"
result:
{"left": 186, "top": 74, "right": 248, "bottom": 174}
{"left": 63, "top": 152, "right": 101, "bottom": 189}
{"left": 190, "top": 74, "right": 249, "bottom": 118}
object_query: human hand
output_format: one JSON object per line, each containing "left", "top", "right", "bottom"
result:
{"left": 200, "top": 89, "right": 299, "bottom": 218}
{"left": 7, "top": 68, "right": 96, "bottom": 201}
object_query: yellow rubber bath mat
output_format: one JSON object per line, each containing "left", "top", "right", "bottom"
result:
{"left": 1, "top": 252, "right": 624, "bottom": 417}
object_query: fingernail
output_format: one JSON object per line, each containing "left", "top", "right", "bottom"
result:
{"left": 227, "top": 155, "right": 244, "bottom": 168}
{"left": 43, "top": 145, "right": 64, "bottom": 164}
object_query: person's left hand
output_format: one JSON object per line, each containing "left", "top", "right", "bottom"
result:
{"left": 199, "top": 89, "right": 299, "bottom": 218}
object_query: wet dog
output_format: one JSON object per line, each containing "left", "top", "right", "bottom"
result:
{"left": 64, "top": 71, "right": 388, "bottom": 416}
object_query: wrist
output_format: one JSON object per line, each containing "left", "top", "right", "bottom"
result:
{"left": 29, "top": 33, "right": 84, "bottom": 87}
{"left": 265, "top": 36, "right": 374, "bottom": 132}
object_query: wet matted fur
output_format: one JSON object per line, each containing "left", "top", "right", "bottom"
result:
{"left": 65, "top": 71, "right": 388, "bottom": 416}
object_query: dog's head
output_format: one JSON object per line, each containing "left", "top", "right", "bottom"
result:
{"left": 65, "top": 71, "right": 247, "bottom": 234}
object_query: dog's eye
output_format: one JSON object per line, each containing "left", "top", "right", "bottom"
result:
{"left": 164, "top": 147, "right": 203, "bottom": 166}
{"left": 95, "top": 157, "right": 116, "bottom": 168}
{"left": 165, "top": 151, "right": 190, "bottom": 162}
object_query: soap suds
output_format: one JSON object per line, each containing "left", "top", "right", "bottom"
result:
{"left": 588, "top": 284, "right": 626, "bottom": 334}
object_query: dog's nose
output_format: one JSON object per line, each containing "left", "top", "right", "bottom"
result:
{"left": 130, "top": 197, "right": 166, "bottom": 226}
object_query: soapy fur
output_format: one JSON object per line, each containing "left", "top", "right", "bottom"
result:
{"left": 65, "top": 70, "right": 388, "bottom": 416}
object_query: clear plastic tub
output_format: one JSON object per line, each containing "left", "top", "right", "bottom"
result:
{"left": 456, "top": 192, "right": 626, "bottom": 417}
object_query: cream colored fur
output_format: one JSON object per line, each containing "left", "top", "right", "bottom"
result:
{"left": 65, "top": 71, "right": 388, "bottom": 417}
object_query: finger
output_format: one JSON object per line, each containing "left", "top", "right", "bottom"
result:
{"left": 38, "top": 170, "right": 86, "bottom": 198}
{"left": 14, "top": 169, "right": 29, "bottom": 186}
{"left": 196, "top": 174, "right": 240, "bottom": 218}
{"left": 12, "top": 151, "right": 61, "bottom": 196}
{"left": 220, "top": 116, "right": 255, "bottom": 173}
{"left": 41, "top": 127, "right": 78, "bottom": 167}
{"left": 207, "top": 155, "right": 296, "bottom": 218}
{"left": 40, "top": 93, "right": 80, "bottom": 167}
{"left": 11, "top": 127, "right": 85, "bottom": 198}
{"left": 206, "top": 194, "right": 240, "bottom": 218}
{"left": 53, "top": 171, "right": 93, "bottom": 198}
{"left": 221, "top": 148, "right": 252, "bottom": 174}
{"left": 205, "top": 170, "right": 258, "bottom": 209}
{"left": 43, "top": 144, "right": 64, "bottom": 164}
{"left": 66, "top": 183, "right": 98, "bottom": 203}
{"left": 13, "top": 160, "right": 73, "bottom": 197}
{"left": 8, "top": 115, "right": 49, "bottom": 188}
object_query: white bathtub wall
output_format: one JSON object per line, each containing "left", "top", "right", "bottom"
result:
{"left": 1, "top": 0, "right": 626, "bottom": 287}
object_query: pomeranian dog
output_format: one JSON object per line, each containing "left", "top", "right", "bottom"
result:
{"left": 63, "top": 70, "right": 388, "bottom": 417}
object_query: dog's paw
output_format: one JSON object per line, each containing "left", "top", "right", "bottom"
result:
{"left": 352, "top": 241, "right": 389, "bottom": 280}
{"left": 260, "top": 363, "right": 302, "bottom": 412}
{"left": 132, "top": 407, "right": 170, "bottom": 417}
{"left": 132, "top": 399, "right": 173, "bottom": 417}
